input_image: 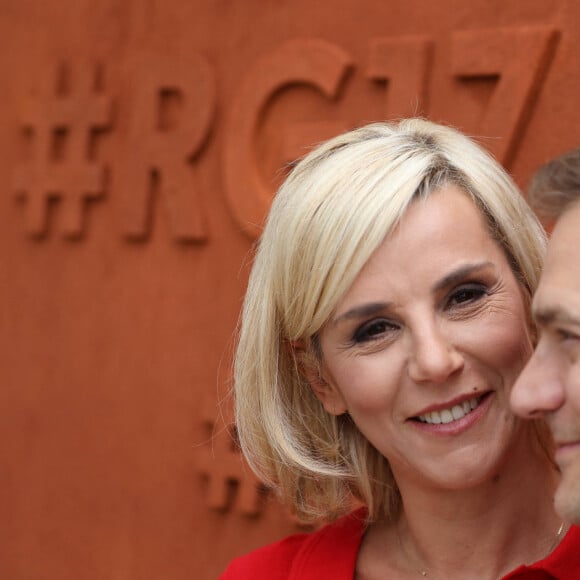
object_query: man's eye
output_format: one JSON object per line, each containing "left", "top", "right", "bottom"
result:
{"left": 447, "top": 285, "right": 487, "bottom": 307}
{"left": 353, "top": 319, "right": 397, "bottom": 343}
{"left": 557, "top": 328, "right": 580, "bottom": 343}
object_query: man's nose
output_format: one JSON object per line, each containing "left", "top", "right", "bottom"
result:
{"left": 511, "top": 338, "right": 566, "bottom": 418}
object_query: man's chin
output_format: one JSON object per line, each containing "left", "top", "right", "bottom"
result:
{"left": 555, "top": 465, "right": 580, "bottom": 525}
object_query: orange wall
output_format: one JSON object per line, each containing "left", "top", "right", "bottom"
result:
{"left": 1, "top": 1, "right": 579, "bottom": 578}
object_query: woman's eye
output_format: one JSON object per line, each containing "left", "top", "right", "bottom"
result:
{"left": 447, "top": 285, "right": 487, "bottom": 307}
{"left": 353, "top": 319, "right": 397, "bottom": 343}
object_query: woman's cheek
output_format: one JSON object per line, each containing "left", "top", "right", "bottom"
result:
{"left": 467, "top": 315, "right": 533, "bottom": 381}
{"left": 332, "top": 353, "right": 401, "bottom": 413}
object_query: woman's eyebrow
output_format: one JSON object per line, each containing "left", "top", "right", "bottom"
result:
{"left": 331, "top": 301, "right": 391, "bottom": 327}
{"left": 432, "top": 261, "right": 494, "bottom": 293}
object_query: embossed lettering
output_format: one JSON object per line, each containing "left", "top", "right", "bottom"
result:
{"left": 451, "top": 27, "right": 559, "bottom": 167}
{"left": 224, "top": 39, "right": 353, "bottom": 239}
{"left": 116, "top": 53, "right": 215, "bottom": 242}
{"left": 13, "top": 63, "right": 112, "bottom": 238}
{"left": 368, "top": 36, "right": 433, "bottom": 118}
{"left": 198, "top": 423, "right": 265, "bottom": 516}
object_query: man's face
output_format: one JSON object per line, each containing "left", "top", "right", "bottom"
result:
{"left": 511, "top": 200, "right": 580, "bottom": 523}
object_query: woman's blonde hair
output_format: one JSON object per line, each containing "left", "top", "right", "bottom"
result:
{"left": 234, "top": 118, "right": 547, "bottom": 523}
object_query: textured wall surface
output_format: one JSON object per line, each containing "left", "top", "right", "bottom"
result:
{"left": 1, "top": 1, "right": 579, "bottom": 578}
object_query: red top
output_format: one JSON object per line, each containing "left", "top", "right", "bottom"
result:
{"left": 220, "top": 509, "right": 580, "bottom": 579}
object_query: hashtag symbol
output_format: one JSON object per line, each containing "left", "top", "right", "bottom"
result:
{"left": 13, "top": 62, "right": 113, "bottom": 238}
{"left": 198, "top": 420, "right": 267, "bottom": 516}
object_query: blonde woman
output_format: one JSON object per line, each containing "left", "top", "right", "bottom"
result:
{"left": 221, "top": 120, "right": 580, "bottom": 579}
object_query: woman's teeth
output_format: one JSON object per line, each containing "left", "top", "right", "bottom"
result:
{"left": 416, "top": 396, "right": 482, "bottom": 425}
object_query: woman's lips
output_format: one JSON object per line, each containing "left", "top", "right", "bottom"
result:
{"left": 414, "top": 394, "right": 484, "bottom": 425}
{"left": 412, "top": 391, "right": 490, "bottom": 420}
{"left": 409, "top": 392, "right": 494, "bottom": 435}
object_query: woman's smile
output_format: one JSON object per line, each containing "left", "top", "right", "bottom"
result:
{"left": 410, "top": 391, "right": 494, "bottom": 435}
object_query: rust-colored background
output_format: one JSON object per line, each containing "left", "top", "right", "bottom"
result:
{"left": 1, "top": 1, "right": 580, "bottom": 578}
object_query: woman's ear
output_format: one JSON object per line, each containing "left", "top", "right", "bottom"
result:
{"left": 289, "top": 340, "right": 348, "bottom": 416}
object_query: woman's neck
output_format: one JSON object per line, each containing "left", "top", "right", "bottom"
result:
{"left": 358, "top": 429, "right": 561, "bottom": 580}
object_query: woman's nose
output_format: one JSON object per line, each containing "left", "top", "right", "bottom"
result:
{"left": 407, "top": 324, "right": 464, "bottom": 384}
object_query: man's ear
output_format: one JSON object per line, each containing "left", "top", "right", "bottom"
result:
{"left": 289, "top": 340, "right": 348, "bottom": 416}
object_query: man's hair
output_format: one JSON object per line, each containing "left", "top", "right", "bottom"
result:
{"left": 528, "top": 148, "right": 580, "bottom": 218}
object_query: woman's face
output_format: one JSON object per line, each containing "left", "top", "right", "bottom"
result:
{"left": 313, "top": 185, "right": 534, "bottom": 490}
